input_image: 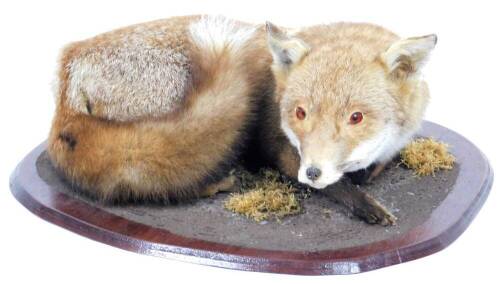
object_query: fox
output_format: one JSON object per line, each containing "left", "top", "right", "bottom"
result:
{"left": 47, "top": 15, "right": 433, "bottom": 224}
{"left": 257, "top": 22, "right": 436, "bottom": 190}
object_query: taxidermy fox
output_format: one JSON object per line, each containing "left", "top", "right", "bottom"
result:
{"left": 48, "top": 15, "right": 434, "bottom": 224}
{"left": 258, "top": 22, "right": 436, "bottom": 190}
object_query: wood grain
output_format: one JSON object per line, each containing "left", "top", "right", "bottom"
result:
{"left": 10, "top": 121, "right": 493, "bottom": 275}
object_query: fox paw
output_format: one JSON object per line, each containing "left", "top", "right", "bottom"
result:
{"left": 353, "top": 198, "right": 397, "bottom": 226}
{"left": 324, "top": 187, "right": 397, "bottom": 226}
{"left": 199, "top": 174, "right": 238, "bottom": 198}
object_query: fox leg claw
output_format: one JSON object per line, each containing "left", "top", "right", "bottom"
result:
{"left": 199, "top": 174, "right": 238, "bottom": 198}
{"left": 321, "top": 186, "right": 397, "bottom": 226}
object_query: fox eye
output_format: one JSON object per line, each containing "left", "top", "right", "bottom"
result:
{"left": 349, "top": 112, "right": 363, "bottom": 124}
{"left": 295, "top": 106, "right": 306, "bottom": 120}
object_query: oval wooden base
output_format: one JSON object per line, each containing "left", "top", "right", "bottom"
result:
{"left": 10, "top": 121, "right": 493, "bottom": 275}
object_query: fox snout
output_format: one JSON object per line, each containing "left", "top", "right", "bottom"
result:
{"left": 298, "top": 162, "right": 344, "bottom": 189}
{"left": 305, "top": 166, "right": 321, "bottom": 181}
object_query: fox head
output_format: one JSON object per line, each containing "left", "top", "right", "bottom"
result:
{"left": 266, "top": 22, "right": 436, "bottom": 189}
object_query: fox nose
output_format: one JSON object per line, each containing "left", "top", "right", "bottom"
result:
{"left": 306, "top": 166, "right": 322, "bottom": 181}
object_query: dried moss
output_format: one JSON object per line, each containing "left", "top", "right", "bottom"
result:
{"left": 224, "top": 169, "right": 302, "bottom": 222}
{"left": 400, "top": 138, "right": 455, "bottom": 176}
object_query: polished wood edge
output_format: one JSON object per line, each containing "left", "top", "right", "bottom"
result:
{"left": 9, "top": 121, "right": 494, "bottom": 275}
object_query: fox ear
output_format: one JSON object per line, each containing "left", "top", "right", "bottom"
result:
{"left": 266, "top": 22, "right": 310, "bottom": 70}
{"left": 381, "top": 34, "right": 437, "bottom": 79}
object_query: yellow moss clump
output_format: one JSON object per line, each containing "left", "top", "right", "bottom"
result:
{"left": 400, "top": 138, "right": 455, "bottom": 176}
{"left": 224, "top": 169, "right": 301, "bottom": 222}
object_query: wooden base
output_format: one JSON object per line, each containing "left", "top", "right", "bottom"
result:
{"left": 10, "top": 121, "right": 493, "bottom": 275}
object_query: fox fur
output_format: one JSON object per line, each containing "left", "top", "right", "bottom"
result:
{"left": 48, "top": 15, "right": 435, "bottom": 202}
{"left": 258, "top": 22, "right": 436, "bottom": 189}
{"left": 48, "top": 15, "right": 272, "bottom": 202}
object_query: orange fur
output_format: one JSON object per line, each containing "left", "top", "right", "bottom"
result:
{"left": 48, "top": 16, "right": 271, "bottom": 202}
{"left": 258, "top": 22, "right": 435, "bottom": 188}
{"left": 47, "top": 16, "right": 434, "bottom": 201}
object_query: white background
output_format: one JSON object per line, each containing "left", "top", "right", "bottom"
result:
{"left": 1, "top": 0, "right": 498, "bottom": 283}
